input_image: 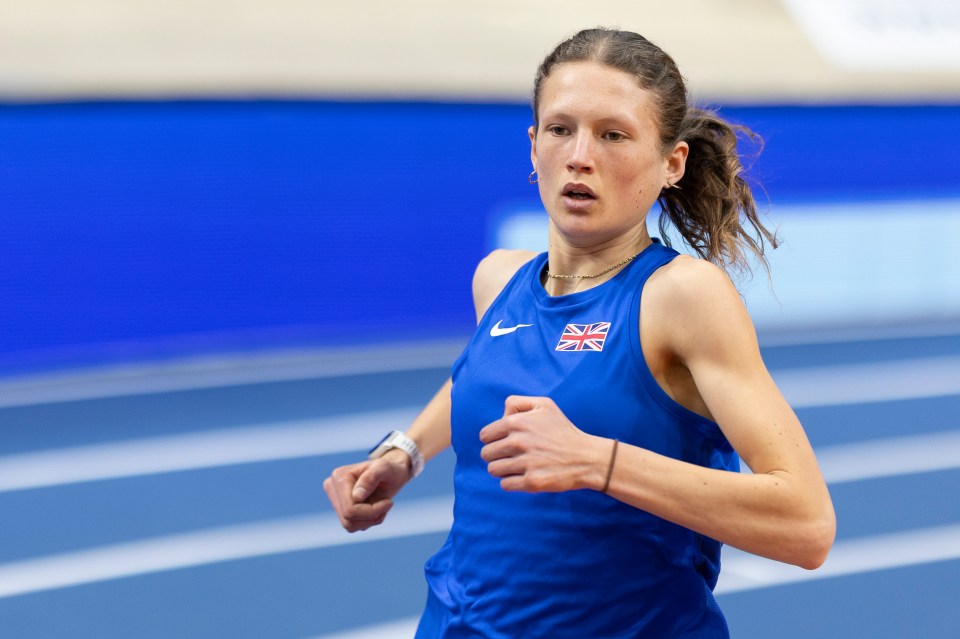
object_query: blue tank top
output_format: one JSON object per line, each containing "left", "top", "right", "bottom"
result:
{"left": 421, "top": 240, "right": 738, "bottom": 638}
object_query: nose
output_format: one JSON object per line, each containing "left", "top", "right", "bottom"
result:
{"left": 566, "top": 132, "right": 595, "bottom": 174}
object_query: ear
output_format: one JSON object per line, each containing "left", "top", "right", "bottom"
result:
{"left": 528, "top": 125, "right": 538, "bottom": 170}
{"left": 665, "top": 140, "right": 689, "bottom": 186}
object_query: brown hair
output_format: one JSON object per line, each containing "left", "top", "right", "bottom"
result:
{"left": 533, "top": 28, "right": 778, "bottom": 276}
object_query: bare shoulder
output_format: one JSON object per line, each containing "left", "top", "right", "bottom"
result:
{"left": 472, "top": 249, "right": 539, "bottom": 321}
{"left": 644, "top": 255, "right": 758, "bottom": 358}
{"left": 646, "top": 255, "right": 740, "bottom": 308}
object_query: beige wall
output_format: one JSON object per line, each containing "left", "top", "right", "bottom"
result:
{"left": 2, "top": 0, "right": 959, "bottom": 102}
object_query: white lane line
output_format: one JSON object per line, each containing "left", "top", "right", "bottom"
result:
{"left": 0, "top": 494, "right": 958, "bottom": 604}
{"left": 314, "top": 520, "right": 960, "bottom": 638}
{"left": 716, "top": 522, "right": 960, "bottom": 594}
{"left": 1, "top": 412, "right": 957, "bottom": 494}
{"left": 1, "top": 341, "right": 956, "bottom": 411}
{"left": 757, "top": 322, "right": 960, "bottom": 348}
{"left": 0, "top": 340, "right": 465, "bottom": 409}
{"left": 0, "top": 487, "right": 956, "bottom": 606}
{"left": 0, "top": 496, "right": 454, "bottom": 600}
{"left": 311, "top": 618, "right": 420, "bottom": 639}
{"left": 0, "top": 408, "right": 418, "bottom": 493}
{"left": 817, "top": 430, "right": 960, "bottom": 484}
{"left": 774, "top": 355, "right": 960, "bottom": 408}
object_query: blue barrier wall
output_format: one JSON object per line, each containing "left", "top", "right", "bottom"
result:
{"left": 2, "top": 102, "right": 958, "bottom": 373}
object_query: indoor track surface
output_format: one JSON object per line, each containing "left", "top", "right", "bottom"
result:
{"left": 1, "top": 325, "right": 959, "bottom": 638}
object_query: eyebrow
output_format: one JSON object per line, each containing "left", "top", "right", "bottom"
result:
{"left": 539, "top": 111, "right": 637, "bottom": 130}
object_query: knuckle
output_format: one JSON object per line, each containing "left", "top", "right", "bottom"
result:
{"left": 510, "top": 433, "right": 528, "bottom": 451}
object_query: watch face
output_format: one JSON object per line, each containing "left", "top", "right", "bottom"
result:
{"left": 369, "top": 431, "right": 397, "bottom": 456}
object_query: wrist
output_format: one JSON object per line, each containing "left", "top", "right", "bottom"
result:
{"left": 586, "top": 435, "right": 617, "bottom": 493}
{"left": 368, "top": 430, "right": 425, "bottom": 478}
{"left": 600, "top": 438, "right": 620, "bottom": 494}
{"left": 382, "top": 448, "right": 413, "bottom": 475}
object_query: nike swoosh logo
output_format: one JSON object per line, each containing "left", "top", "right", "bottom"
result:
{"left": 490, "top": 320, "right": 533, "bottom": 337}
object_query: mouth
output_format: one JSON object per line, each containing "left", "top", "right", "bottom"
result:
{"left": 562, "top": 183, "right": 597, "bottom": 201}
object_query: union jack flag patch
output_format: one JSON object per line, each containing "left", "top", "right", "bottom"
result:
{"left": 556, "top": 322, "right": 611, "bottom": 352}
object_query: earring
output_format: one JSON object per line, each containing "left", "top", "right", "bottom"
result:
{"left": 528, "top": 170, "right": 538, "bottom": 184}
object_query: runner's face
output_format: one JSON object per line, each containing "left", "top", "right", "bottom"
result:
{"left": 530, "top": 61, "right": 680, "bottom": 248}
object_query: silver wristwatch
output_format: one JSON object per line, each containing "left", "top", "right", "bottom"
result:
{"left": 368, "top": 430, "right": 425, "bottom": 477}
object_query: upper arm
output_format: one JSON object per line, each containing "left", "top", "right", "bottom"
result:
{"left": 645, "top": 259, "right": 820, "bottom": 478}
{"left": 471, "top": 249, "right": 538, "bottom": 323}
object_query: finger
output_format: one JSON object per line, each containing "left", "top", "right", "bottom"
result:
{"left": 478, "top": 418, "right": 510, "bottom": 445}
{"left": 480, "top": 437, "right": 521, "bottom": 463}
{"left": 341, "top": 498, "right": 394, "bottom": 532}
{"left": 325, "top": 474, "right": 358, "bottom": 531}
{"left": 325, "top": 462, "right": 368, "bottom": 508}
{"left": 350, "top": 463, "right": 387, "bottom": 502}
{"left": 498, "top": 475, "right": 529, "bottom": 492}
{"left": 346, "top": 497, "right": 393, "bottom": 522}
{"left": 349, "top": 513, "right": 387, "bottom": 533}
{"left": 344, "top": 512, "right": 387, "bottom": 533}
{"left": 323, "top": 474, "right": 354, "bottom": 514}
{"left": 322, "top": 476, "right": 339, "bottom": 510}
{"left": 329, "top": 461, "right": 368, "bottom": 488}
{"left": 503, "top": 395, "right": 542, "bottom": 416}
{"left": 486, "top": 457, "right": 525, "bottom": 478}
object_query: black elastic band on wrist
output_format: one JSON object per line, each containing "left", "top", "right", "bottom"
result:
{"left": 601, "top": 439, "right": 619, "bottom": 494}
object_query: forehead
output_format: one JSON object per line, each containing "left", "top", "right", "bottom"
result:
{"left": 538, "top": 61, "right": 658, "bottom": 125}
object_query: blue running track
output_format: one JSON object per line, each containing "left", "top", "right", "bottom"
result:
{"left": 1, "top": 326, "right": 959, "bottom": 638}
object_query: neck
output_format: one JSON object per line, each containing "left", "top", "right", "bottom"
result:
{"left": 543, "top": 232, "right": 652, "bottom": 295}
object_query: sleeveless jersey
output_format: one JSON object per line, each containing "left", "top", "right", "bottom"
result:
{"left": 417, "top": 240, "right": 738, "bottom": 638}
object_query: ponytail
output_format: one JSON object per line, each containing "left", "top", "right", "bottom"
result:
{"left": 658, "top": 108, "right": 778, "bottom": 277}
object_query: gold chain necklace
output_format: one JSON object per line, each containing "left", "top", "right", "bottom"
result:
{"left": 545, "top": 247, "right": 646, "bottom": 279}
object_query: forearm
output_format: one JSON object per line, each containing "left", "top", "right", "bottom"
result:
{"left": 405, "top": 378, "right": 453, "bottom": 463}
{"left": 592, "top": 436, "right": 834, "bottom": 569}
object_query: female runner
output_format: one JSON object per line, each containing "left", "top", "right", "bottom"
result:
{"left": 324, "top": 27, "right": 836, "bottom": 638}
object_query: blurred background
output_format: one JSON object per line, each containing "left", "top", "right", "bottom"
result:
{"left": 1, "top": 1, "right": 959, "bottom": 637}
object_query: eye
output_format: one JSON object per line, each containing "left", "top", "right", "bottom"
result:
{"left": 603, "top": 131, "right": 627, "bottom": 142}
{"left": 545, "top": 125, "right": 569, "bottom": 136}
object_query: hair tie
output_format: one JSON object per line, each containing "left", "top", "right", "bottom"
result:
{"left": 601, "top": 439, "right": 619, "bottom": 493}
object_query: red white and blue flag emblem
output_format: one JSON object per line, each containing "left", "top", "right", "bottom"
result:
{"left": 556, "top": 322, "right": 611, "bottom": 352}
